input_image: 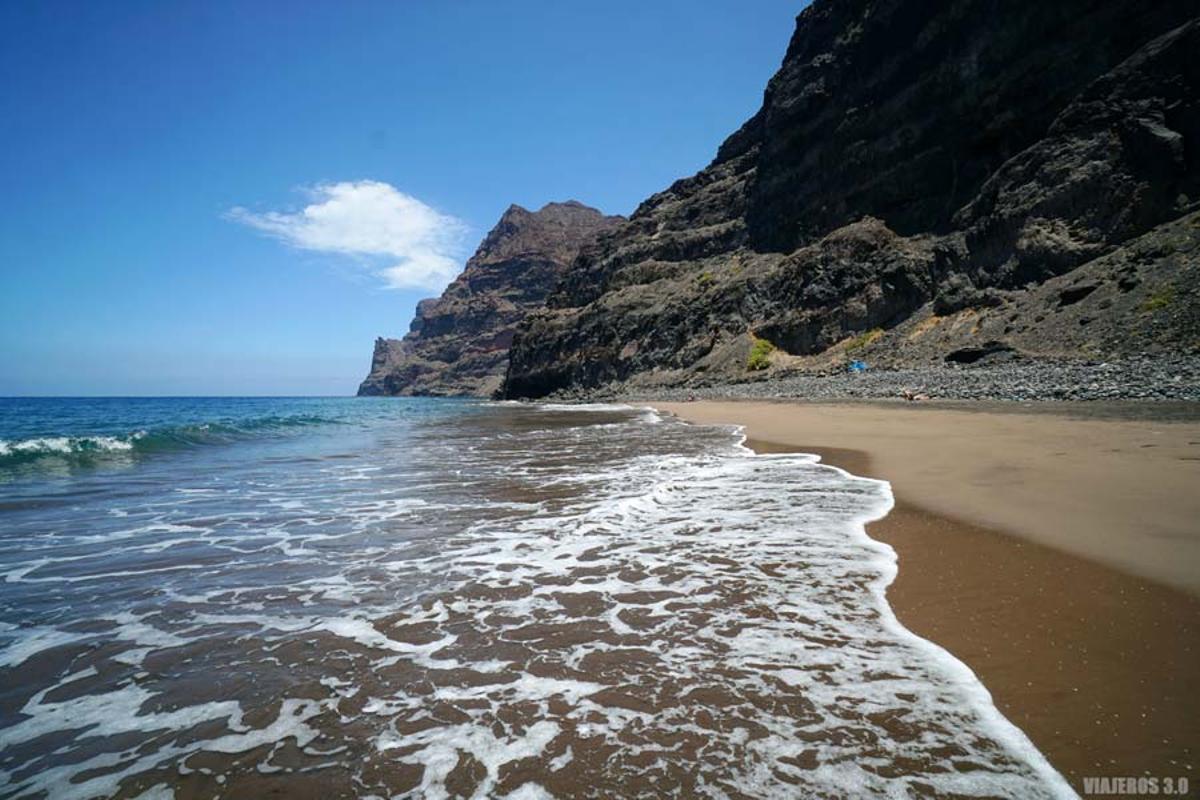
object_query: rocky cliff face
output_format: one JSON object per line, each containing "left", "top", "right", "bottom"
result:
{"left": 357, "top": 201, "right": 620, "bottom": 397}
{"left": 503, "top": 0, "right": 1200, "bottom": 398}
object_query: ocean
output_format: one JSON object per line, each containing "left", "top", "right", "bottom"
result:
{"left": 0, "top": 397, "right": 1071, "bottom": 799}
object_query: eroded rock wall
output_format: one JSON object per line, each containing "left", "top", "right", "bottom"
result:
{"left": 502, "top": 0, "right": 1199, "bottom": 398}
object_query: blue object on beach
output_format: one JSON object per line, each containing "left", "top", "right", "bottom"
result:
{"left": 848, "top": 360, "right": 868, "bottom": 373}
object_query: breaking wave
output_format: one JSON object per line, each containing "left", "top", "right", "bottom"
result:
{"left": 0, "top": 413, "right": 339, "bottom": 468}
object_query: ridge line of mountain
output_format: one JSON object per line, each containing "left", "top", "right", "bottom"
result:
{"left": 360, "top": 0, "right": 1199, "bottom": 400}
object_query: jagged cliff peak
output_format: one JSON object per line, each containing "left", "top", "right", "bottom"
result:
{"left": 469, "top": 200, "right": 619, "bottom": 269}
{"left": 357, "top": 201, "right": 622, "bottom": 397}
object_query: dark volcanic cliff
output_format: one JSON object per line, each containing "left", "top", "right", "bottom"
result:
{"left": 358, "top": 201, "right": 620, "bottom": 397}
{"left": 502, "top": 0, "right": 1200, "bottom": 398}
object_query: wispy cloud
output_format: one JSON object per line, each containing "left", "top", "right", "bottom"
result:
{"left": 227, "top": 180, "right": 468, "bottom": 291}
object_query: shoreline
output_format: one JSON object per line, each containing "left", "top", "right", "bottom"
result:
{"left": 654, "top": 400, "right": 1199, "bottom": 791}
{"left": 653, "top": 399, "right": 1200, "bottom": 595}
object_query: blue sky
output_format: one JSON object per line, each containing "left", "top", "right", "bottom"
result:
{"left": 0, "top": 1, "right": 803, "bottom": 396}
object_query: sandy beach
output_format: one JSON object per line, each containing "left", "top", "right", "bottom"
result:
{"left": 655, "top": 400, "right": 1200, "bottom": 789}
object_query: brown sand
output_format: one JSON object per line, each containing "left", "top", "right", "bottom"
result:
{"left": 655, "top": 400, "right": 1200, "bottom": 790}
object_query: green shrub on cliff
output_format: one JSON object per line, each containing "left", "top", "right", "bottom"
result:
{"left": 846, "top": 328, "right": 884, "bottom": 352}
{"left": 1141, "top": 286, "right": 1175, "bottom": 312}
{"left": 747, "top": 338, "right": 776, "bottom": 371}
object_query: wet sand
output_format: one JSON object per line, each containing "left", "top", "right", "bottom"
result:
{"left": 655, "top": 400, "right": 1200, "bottom": 790}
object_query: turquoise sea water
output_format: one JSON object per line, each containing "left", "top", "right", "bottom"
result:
{"left": 0, "top": 396, "right": 457, "bottom": 473}
{"left": 0, "top": 397, "right": 1071, "bottom": 798}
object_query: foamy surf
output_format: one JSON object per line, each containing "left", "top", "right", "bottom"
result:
{"left": 0, "top": 398, "right": 1073, "bottom": 797}
{"left": 0, "top": 433, "right": 140, "bottom": 457}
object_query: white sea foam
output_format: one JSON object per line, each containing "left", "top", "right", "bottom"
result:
{"left": 0, "top": 625, "right": 92, "bottom": 668}
{"left": 383, "top": 719, "right": 561, "bottom": 800}
{"left": 532, "top": 402, "right": 640, "bottom": 413}
{"left": 0, "top": 401, "right": 1075, "bottom": 797}
{"left": 336, "top": 405, "right": 1074, "bottom": 798}
{"left": 0, "top": 433, "right": 140, "bottom": 457}
{"left": 504, "top": 783, "right": 557, "bottom": 799}
{"left": 1, "top": 692, "right": 333, "bottom": 800}
{"left": 2, "top": 681, "right": 242, "bottom": 748}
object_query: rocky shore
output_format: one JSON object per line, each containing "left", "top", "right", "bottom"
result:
{"left": 498, "top": 1, "right": 1200, "bottom": 400}
{"left": 362, "top": 0, "right": 1199, "bottom": 404}
{"left": 581, "top": 355, "right": 1200, "bottom": 404}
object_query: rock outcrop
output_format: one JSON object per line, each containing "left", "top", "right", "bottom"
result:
{"left": 502, "top": 0, "right": 1199, "bottom": 398}
{"left": 358, "top": 201, "right": 621, "bottom": 396}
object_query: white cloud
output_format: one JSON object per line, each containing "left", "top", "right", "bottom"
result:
{"left": 228, "top": 180, "right": 468, "bottom": 291}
